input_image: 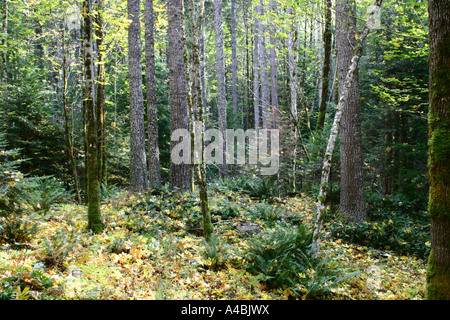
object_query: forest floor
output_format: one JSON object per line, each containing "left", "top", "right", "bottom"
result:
{"left": 0, "top": 187, "right": 426, "bottom": 300}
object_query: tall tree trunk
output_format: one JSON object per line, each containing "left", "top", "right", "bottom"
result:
{"left": 316, "top": 0, "right": 332, "bottom": 131}
{"left": 231, "top": 0, "right": 239, "bottom": 129}
{"left": 337, "top": 0, "right": 366, "bottom": 222}
{"left": 186, "top": 0, "right": 214, "bottom": 246}
{"left": 312, "top": 0, "right": 383, "bottom": 256}
{"left": 128, "top": 0, "right": 148, "bottom": 193}
{"left": 269, "top": 0, "right": 279, "bottom": 130}
{"left": 144, "top": 0, "right": 162, "bottom": 189}
{"left": 253, "top": 4, "right": 261, "bottom": 132}
{"left": 83, "top": 0, "right": 104, "bottom": 233}
{"left": 1, "top": 0, "right": 7, "bottom": 128}
{"left": 213, "top": 0, "right": 228, "bottom": 177}
{"left": 168, "top": 0, "right": 191, "bottom": 191}
{"left": 95, "top": 0, "right": 107, "bottom": 185}
{"left": 257, "top": 2, "right": 270, "bottom": 130}
{"left": 287, "top": 8, "right": 298, "bottom": 193}
{"left": 426, "top": 0, "right": 450, "bottom": 300}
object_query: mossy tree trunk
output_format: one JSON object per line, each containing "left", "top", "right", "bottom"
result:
{"left": 426, "top": 0, "right": 450, "bottom": 300}
{"left": 82, "top": 0, "right": 104, "bottom": 233}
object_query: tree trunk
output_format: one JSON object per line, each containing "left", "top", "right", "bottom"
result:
{"left": 316, "top": 0, "right": 332, "bottom": 131}
{"left": 257, "top": 2, "right": 270, "bottom": 130}
{"left": 213, "top": 0, "right": 228, "bottom": 177}
{"left": 312, "top": 0, "right": 383, "bottom": 256}
{"left": 168, "top": 0, "right": 191, "bottom": 191}
{"left": 144, "top": 0, "right": 162, "bottom": 189}
{"left": 269, "top": 0, "right": 279, "bottom": 130}
{"left": 95, "top": 0, "right": 107, "bottom": 185}
{"left": 231, "top": 0, "right": 239, "bottom": 129}
{"left": 128, "top": 0, "right": 148, "bottom": 193}
{"left": 337, "top": 0, "right": 366, "bottom": 222}
{"left": 253, "top": 4, "right": 260, "bottom": 132}
{"left": 83, "top": 0, "right": 104, "bottom": 233}
{"left": 426, "top": 0, "right": 450, "bottom": 300}
{"left": 1, "top": 0, "right": 7, "bottom": 128}
{"left": 287, "top": 8, "right": 298, "bottom": 193}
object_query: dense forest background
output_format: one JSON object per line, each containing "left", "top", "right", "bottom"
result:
{"left": 0, "top": 0, "right": 447, "bottom": 301}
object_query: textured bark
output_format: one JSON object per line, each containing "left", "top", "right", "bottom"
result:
{"left": 337, "top": 0, "right": 366, "bottom": 222}
{"left": 213, "top": 0, "right": 228, "bottom": 177}
{"left": 128, "top": 0, "right": 148, "bottom": 193}
{"left": 426, "top": 0, "right": 450, "bottom": 300}
{"left": 144, "top": 0, "right": 162, "bottom": 189}
{"left": 269, "top": 0, "right": 279, "bottom": 130}
{"left": 312, "top": 0, "right": 383, "bottom": 256}
{"left": 231, "top": 0, "right": 239, "bottom": 129}
{"left": 168, "top": 0, "right": 190, "bottom": 191}
{"left": 95, "top": 0, "right": 107, "bottom": 185}
{"left": 316, "top": 0, "right": 332, "bottom": 131}
{"left": 83, "top": 0, "right": 104, "bottom": 233}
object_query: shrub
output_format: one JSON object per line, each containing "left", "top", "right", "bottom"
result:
{"left": 40, "top": 230, "right": 80, "bottom": 269}
{"left": 22, "top": 176, "right": 73, "bottom": 214}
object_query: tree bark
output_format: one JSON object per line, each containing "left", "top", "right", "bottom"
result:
{"left": 213, "top": 0, "right": 228, "bottom": 177}
{"left": 83, "top": 0, "right": 104, "bottom": 233}
{"left": 337, "top": 0, "right": 367, "bottom": 222}
{"left": 257, "top": 2, "right": 270, "bottom": 130}
{"left": 144, "top": 0, "right": 162, "bottom": 189}
{"left": 1, "top": 0, "right": 8, "bottom": 128}
{"left": 316, "top": 0, "right": 332, "bottom": 131}
{"left": 253, "top": 4, "right": 260, "bottom": 132}
{"left": 95, "top": 0, "right": 107, "bottom": 185}
{"left": 168, "top": 0, "right": 191, "bottom": 191}
{"left": 312, "top": 0, "right": 383, "bottom": 256}
{"left": 128, "top": 0, "right": 148, "bottom": 193}
{"left": 269, "top": 0, "right": 279, "bottom": 130}
{"left": 231, "top": 0, "right": 239, "bottom": 129}
{"left": 426, "top": 0, "right": 450, "bottom": 300}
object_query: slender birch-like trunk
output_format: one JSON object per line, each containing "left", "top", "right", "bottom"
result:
{"left": 312, "top": 0, "right": 383, "bottom": 256}
{"left": 213, "top": 0, "right": 228, "bottom": 177}
{"left": 253, "top": 4, "right": 261, "bottom": 132}
{"left": 269, "top": 0, "right": 279, "bottom": 130}
{"left": 257, "top": 2, "right": 270, "bottom": 130}
{"left": 231, "top": 0, "right": 239, "bottom": 129}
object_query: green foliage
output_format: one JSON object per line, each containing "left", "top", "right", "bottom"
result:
{"left": 0, "top": 212, "right": 40, "bottom": 247}
{"left": 41, "top": 230, "right": 80, "bottom": 270}
{"left": 0, "top": 263, "right": 55, "bottom": 300}
{"left": 22, "top": 176, "right": 73, "bottom": 214}
{"left": 215, "top": 175, "right": 281, "bottom": 200}
{"left": 328, "top": 193, "right": 430, "bottom": 259}
{"left": 244, "top": 224, "right": 355, "bottom": 299}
